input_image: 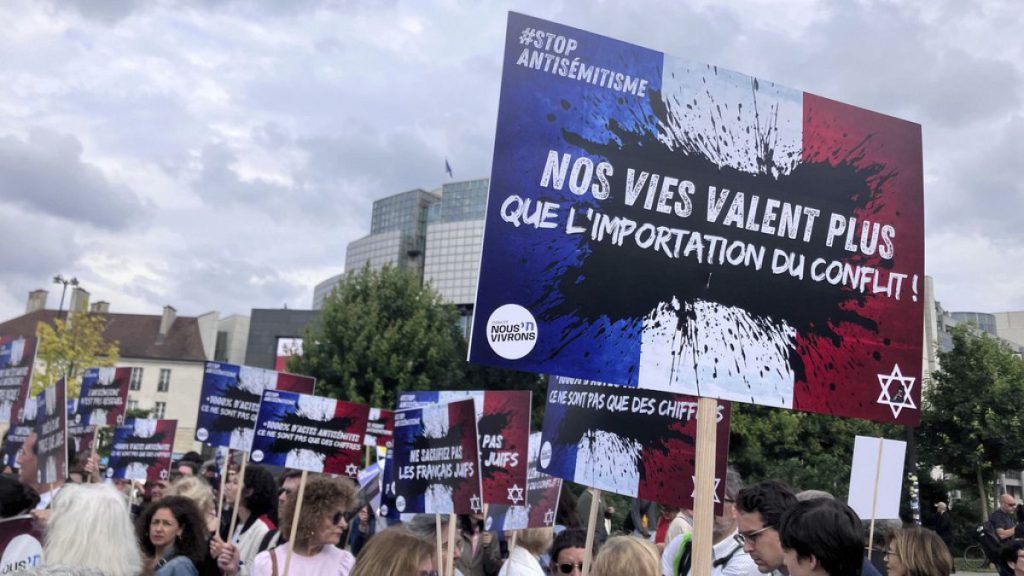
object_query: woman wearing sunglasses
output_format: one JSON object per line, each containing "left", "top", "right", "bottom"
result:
{"left": 247, "top": 475, "right": 358, "bottom": 576}
{"left": 549, "top": 529, "right": 588, "bottom": 576}
{"left": 351, "top": 525, "right": 438, "bottom": 576}
{"left": 884, "top": 526, "right": 952, "bottom": 576}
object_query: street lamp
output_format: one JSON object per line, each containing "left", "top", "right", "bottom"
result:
{"left": 53, "top": 274, "right": 79, "bottom": 317}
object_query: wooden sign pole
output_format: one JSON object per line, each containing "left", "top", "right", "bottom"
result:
{"left": 867, "top": 436, "right": 885, "bottom": 555}
{"left": 216, "top": 449, "right": 231, "bottom": 524}
{"left": 581, "top": 488, "right": 601, "bottom": 576}
{"left": 226, "top": 452, "right": 248, "bottom": 542}
{"left": 282, "top": 469, "right": 308, "bottom": 576}
{"left": 446, "top": 513, "right": 458, "bottom": 576}
{"left": 692, "top": 397, "right": 719, "bottom": 576}
{"left": 435, "top": 514, "right": 443, "bottom": 575}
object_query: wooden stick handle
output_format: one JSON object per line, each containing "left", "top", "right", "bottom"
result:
{"left": 691, "top": 397, "right": 719, "bottom": 576}
{"left": 216, "top": 449, "right": 230, "bottom": 525}
{"left": 227, "top": 452, "right": 248, "bottom": 541}
{"left": 867, "top": 437, "right": 885, "bottom": 554}
{"left": 446, "top": 512, "right": 457, "bottom": 576}
{"left": 282, "top": 470, "right": 308, "bottom": 576}
{"left": 582, "top": 488, "right": 601, "bottom": 576}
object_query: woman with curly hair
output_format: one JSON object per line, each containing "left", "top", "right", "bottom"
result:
{"left": 350, "top": 526, "right": 436, "bottom": 576}
{"left": 138, "top": 495, "right": 209, "bottom": 576}
{"left": 244, "top": 475, "right": 358, "bottom": 576}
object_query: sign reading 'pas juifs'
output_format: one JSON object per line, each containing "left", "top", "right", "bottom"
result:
{"left": 469, "top": 12, "right": 925, "bottom": 425}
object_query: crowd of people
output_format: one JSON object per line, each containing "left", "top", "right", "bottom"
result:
{"left": 0, "top": 438, "right": 971, "bottom": 576}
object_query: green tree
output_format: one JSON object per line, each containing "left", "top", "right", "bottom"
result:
{"left": 918, "top": 324, "right": 1024, "bottom": 520}
{"left": 32, "top": 311, "right": 119, "bottom": 397}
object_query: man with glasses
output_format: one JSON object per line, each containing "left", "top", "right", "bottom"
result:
{"left": 735, "top": 481, "right": 798, "bottom": 575}
{"left": 549, "top": 528, "right": 587, "bottom": 575}
{"left": 992, "top": 493, "right": 1020, "bottom": 541}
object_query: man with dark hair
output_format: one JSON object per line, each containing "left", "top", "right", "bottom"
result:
{"left": 779, "top": 499, "right": 864, "bottom": 576}
{"left": 550, "top": 528, "right": 588, "bottom": 575}
{"left": 735, "top": 480, "right": 798, "bottom": 575}
{"left": 220, "top": 465, "right": 279, "bottom": 574}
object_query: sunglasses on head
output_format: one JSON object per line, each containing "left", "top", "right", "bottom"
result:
{"left": 556, "top": 562, "right": 583, "bottom": 574}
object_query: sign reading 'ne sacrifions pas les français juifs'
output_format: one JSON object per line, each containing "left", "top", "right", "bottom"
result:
{"left": 470, "top": 12, "right": 924, "bottom": 425}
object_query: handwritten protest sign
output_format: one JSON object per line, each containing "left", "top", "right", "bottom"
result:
{"left": 468, "top": 12, "right": 925, "bottom": 425}
{"left": 195, "top": 361, "right": 315, "bottom": 451}
{"left": 364, "top": 408, "right": 394, "bottom": 448}
{"left": 0, "top": 335, "right": 36, "bottom": 425}
{"left": 74, "top": 367, "right": 131, "bottom": 427}
{"left": 540, "top": 376, "right": 730, "bottom": 509}
{"left": 393, "top": 398, "right": 482, "bottom": 514}
{"left": 486, "top": 432, "right": 562, "bottom": 531}
{"left": 106, "top": 419, "right": 178, "bottom": 482}
{"left": 35, "top": 380, "right": 67, "bottom": 485}
{"left": 250, "top": 389, "right": 369, "bottom": 476}
{"left": 396, "top": 390, "right": 531, "bottom": 507}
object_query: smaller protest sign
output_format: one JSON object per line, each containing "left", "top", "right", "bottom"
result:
{"left": 35, "top": 380, "right": 67, "bottom": 485}
{"left": 848, "top": 436, "right": 907, "bottom": 520}
{"left": 106, "top": 419, "right": 178, "bottom": 483}
{"left": 540, "top": 376, "right": 730, "bottom": 510}
{"left": 1, "top": 396, "right": 36, "bottom": 470}
{"left": 250, "top": 389, "right": 369, "bottom": 476}
{"left": 486, "top": 432, "right": 563, "bottom": 531}
{"left": 195, "top": 361, "right": 316, "bottom": 452}
{"left": 74, "top": 367, "right": 131, "bottom": 427}
{"left": 393, "top": 398, "right": 482, "bottom": 515}
{"left": 67, "top": 423, "right": 96, "bottom": 457}
{"left": 0, "top": 335, "right": 37, "bottom": 426}
{"left": 364, "top": 408, "right": 394, "bottom": 448}
{"left": 0, "top": 516, "right": 43, "bottom": 574}
{"left": 379, "top": 449, "right": 400, "bottom": 523}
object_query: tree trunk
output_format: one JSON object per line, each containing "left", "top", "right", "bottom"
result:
{"left": 977, "top": 465, "right": 990, "bottom": 522}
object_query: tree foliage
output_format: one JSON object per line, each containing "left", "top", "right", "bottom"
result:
{"left": 918, "top": 324, "right": 1024, "bottom": 520}
{"left": 32, "top": 311, "right": 119, "bottom": 397}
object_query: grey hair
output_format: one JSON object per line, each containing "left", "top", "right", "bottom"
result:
{"left": 166, "top": 474, "right": 216, "bottom": 516}
{"left": 724, "top": 465, "right": 742, "bottom": 501}
{"left": 406, "top": 513, "right": 450, "bottom": 539}
{"left": 44, "top": 484, "right": 143, "bottom": 576}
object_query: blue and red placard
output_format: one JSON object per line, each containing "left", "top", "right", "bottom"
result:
{"left": 195, "top": 361, "right": 315, "bottom": 451}
{"left": 106, "top": 419, "right": 178, "bottom": 483}
{"left": 35, "top": 380, "right": 67, "bottom": 485}
{"left": 0, "top": 335, "right": 37, "bottom": 426}
{"left": 364, "top": 408, "right": 394, "bottom": 449}
{"left": 250, "top": 389, "right": 369, "bottom": 477}
{"left": 468, "top": 12, "right": 924, "bottom": 425}
{"left": 486, "top": 432, "right": 562, "bottom": 531}
{"left": 393, "top": 398, "right": 483, "bottom": 515}
{"left": 74, "top": 367, "right": 132, "bottom": 427}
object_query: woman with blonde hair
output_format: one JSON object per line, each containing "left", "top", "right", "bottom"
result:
{"left": 498, "top": 527, "right": 553, "bottom": 576}
{"left": 166, "top": 474, "right": 219, "bottom": 534}
{"left": 350, "top": 526, "right": 436, "bottom": 576}
{"left": 591, "top": 536, "right": 660, "bottom": 576}
{"left": 884, "top": 526, "right": 953, "bottom": 576}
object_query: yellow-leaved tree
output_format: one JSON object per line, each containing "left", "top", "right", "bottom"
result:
{"left": 31, "top": 311, "right": 119, "bottom": 398}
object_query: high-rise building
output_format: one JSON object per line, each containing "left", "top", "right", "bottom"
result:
{"left": 345, "top": 188, "right": 440, "bottom": 278}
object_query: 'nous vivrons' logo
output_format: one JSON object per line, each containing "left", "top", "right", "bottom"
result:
{"left": 485, "top": 304, "right": 538, "bottom": 360}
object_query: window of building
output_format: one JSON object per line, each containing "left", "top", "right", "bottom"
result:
{"left": 127, "top": 399, "right": 139, "bottom": 412}
{"left": 153, "top": 401, "right": 166, "bottom": 419}
{"left": 130, "top": 367, "right": 143, "bottom": 391}
{"left": 158, "top": 368, "right": 171, "bottom": 392}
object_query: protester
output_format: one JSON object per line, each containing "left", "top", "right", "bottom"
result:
{"left": 277, "top": 469, "right": 303, "bottom": 508}
{"left": 576, "top": 488, "right": 613, "bottom": 544}
{"left": 217, "top": 465, "right": 279, "bottom": 573}
{"left": 932, "top": 502, "right": 953, "bottom": 552}
{"left": 498, "top": 528, "right": 552, "bottom": 576}
{"left": 778, "top": 498, "right": 863, "bottom": 576}
{"left": 735, "top": 480, "right": 799, "bottom": 574}
{"left": 166, "top": 475, "right": 219, "bottom": 535}
{"left": 628, "top": 498, "right": 659, "bottom": 540}
{"left": 138, "top": 495, "right": 209, "bottom": 576}
{"left": 407, "top": 514, "right": 463, "bottom": 575}
{"left": 654, "top": 505, "right": 692, "bottom": 553}
{"left": 455, "top": 512, "right": 501, "bottom": 576}
{"left": 591, "top": 535, "right": 660, "bottom": 576}
{"left": 556, "top": 484, "right": 581, "bottom": 531}
{"left": 1001, "top": 540, "right": 1024, "bottom": 576}
{"left": 347, "top": 504, "right": 376, "bottom": 558}
{"left": 241, "top": 475, "right": 357, "bottom": 576}
{"left": 795, "top": 490, "right": 882, "bottom": 576}
{"left": 0, "top": 473, "right": 39, "bottom": 517}
{"left": 884, "top": 526, "right": 953, "bottom": 576}
{"left": 992, "top": 494, "right": 1020, "bottom": 542}
{"left": 350, "top": 526, "right": 436, "bottom": 576}
{"left": 548, "top": 528, "right": 588, "bottom": 576}
{"left": 16, "top": 432, "right": 59, "bottom": 509}
{"left": 15, "top": 483, "right": 143, "bottom": 576}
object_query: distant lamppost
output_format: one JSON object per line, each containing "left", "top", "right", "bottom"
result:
{"left": 53, "top": 274, "right": 79, "bottom": 317}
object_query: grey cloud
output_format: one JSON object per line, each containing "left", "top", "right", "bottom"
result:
{"left": 54, "top": 0, "right": 148, "bottom": 23}
{"left": 0, "top": 129, "right": 149, "bottom": 231}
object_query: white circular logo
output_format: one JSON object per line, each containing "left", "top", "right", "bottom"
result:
{"left": 251, "top": 450, "right": 264, "bottom": 462}
{"left": 380, "top": 504, "right": 389, "bottom": 516}
{"left": 485, "top": 304, "right": 538, "bottom": 360}
{"left": 485, "top": 516, "right": 493, "bottom": 530}
{"left": 539, "top": 441, "right": 552, "bottom": 469}
{"left": 105, "top": 467, "right": 114, "bottom": 478}
{"left": 0, "top": 534, "right": 43, "bottom": 571}
{"left": 396, "top": 496, "right": 406, "bottom": 512}
{"left": 196, "top": 428, "right": 209, "bottom": 442}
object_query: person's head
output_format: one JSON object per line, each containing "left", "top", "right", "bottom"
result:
{"left": 241, "top": 465, "right": 278, "bottom": 519}
{"left": 735, "top": 480, "right": 798, "bottom": 573}
{"left": 550, "top": 528, "right": 588, "bottom": 576}
{"left": 350, "top": 526, "right": 436, "bottom": 576}
{"left": 279, "top": 475, "right": 357, "bottom": 552}
{"left": 16, "top": 432, "right": 38, "bottom": 487}
{"left": 147, "top": 479, "right": 170, "bottom": 502}
{"left": 513, "top": 527, "right": 554, "bottom": 556}
{"left": 166, "top": 474, "right": 216, "bottom": 517}
{"left": 714, "top": 466, "right": 742, "bottom": 542}
{"left": 407, "top": 514, "right": 462, "bottom": 566}
{"left": 1002, "top": 540, "right": 1024, "bottom": 576}
{"left": 278, "top": 468, "right": 303, "bottom": 507}
{"left": 1001, "top": 493, "right": 1017, "bottom": 514}
{"left": 659, "top": 504, "right": 681, "bottom": 519}
{"left": 137, "top": 495, "right": 208, "bottom": 565}
{"left": 779, "top": 499, "right": 864, "bottom": 576}
{"left": 590, "top": 536, "right": 660, "bottom": 576}
{"left": 934, "top": 502, "right": 947, "bottom": 513}
{"left": 42, "top": 484, "right": 144, "bottom": 576}
{"left": 885, "top": 527, "right": 952, "bottom": 576}
{"left": 0, "top": 473, "right": 40, "bottom": 517}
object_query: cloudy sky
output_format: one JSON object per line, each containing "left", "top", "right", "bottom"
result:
{"left": 1, "top": 0, "right": 1021, "bottom": 322}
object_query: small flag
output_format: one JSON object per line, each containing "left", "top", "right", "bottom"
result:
{"left": 445, "top": 158, "right": 453, "bottom": 178}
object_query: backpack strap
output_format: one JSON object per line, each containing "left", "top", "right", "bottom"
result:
{"left": 673, "top": 533, "right": 693, "bottom": 576}
{"left": 270, "top": 547, "right": 279, "bottom": 576}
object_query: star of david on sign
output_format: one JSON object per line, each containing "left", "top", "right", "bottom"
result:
{"left": 690, "top": 477, "right": 721, "bottom": 503}
{"left": 876, "top": 363, "right": 917, "bottom": 419}
{"left": 470, "top": 494, "right": 482, "bottom": 513}
{"left": 543, "top": 508, "right": 556, "bottom": 526}
{"left": 507, "top": 484, "right": 525, "bottom": 505}
{"left": 345, "top": 463, "right": 360, "bottom": 477}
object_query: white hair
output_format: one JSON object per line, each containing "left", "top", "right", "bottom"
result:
{"left": 43, "top": 484, "right": 144, "bottom": 576}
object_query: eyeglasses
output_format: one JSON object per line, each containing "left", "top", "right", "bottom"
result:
{"left": 278, "top": 488, "right": 293, "bottom": 497}
{"left": 331, "top": 511, "right": 346, "bottom": 525}
{"left": 556, "top": 562, "right": 584, "bottom": 574}
{"left": 418, "top": 572, "right": 439, "bottom": 576}
{"left": 734, "top": 525, "right": 772, "bottom": 545}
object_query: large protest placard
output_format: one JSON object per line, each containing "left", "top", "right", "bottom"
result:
{"left": 393, "top": 398, "right": 483, "bottom": 514}
{"left": 468, "top": 12, "right": 925, "bottom": 425}
{"left": 540, "top": 376, "right": 730, "bottom": 509}
{"left": 0, "top": 335, "right": 37, "bottom": 425}
{"left": 0, "top": 516, "right": 43, "bottom": 574}
{"left": 106, "top": 419, "right": 178, "bottom": 482}
{"left": 35, "top": 380, "right": 67, "bottom": 485}
{"left": 74, "top": 367, "right": 131, "bottom": 427}
{"left": 1, "top": 396, "right": 36, "bottom": 470}
{"left": 364, "top": 408, "right": 394, "bottom": 449}
{"left": 195, "top": 361, "right": 316, "bottom": 451}
{"left": 250, "top": 389, "right": 369, "bottom": 477}
{"left": 486, "top": 432, "right": 563, "bottom": 531}
{"left": 396, "top": 390, "right": 531, "bottom": 507}
{"left": 848, "top": 436, "right": 907, "bottom": 520}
